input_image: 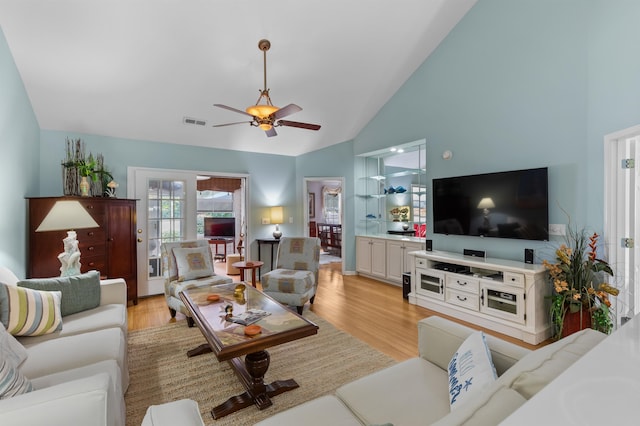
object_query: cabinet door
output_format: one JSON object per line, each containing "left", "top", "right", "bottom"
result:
{"left": 356, "top": 237, "right": 372, "bottom": 273}
{"left": 402, "top": 242, "right": 422, "bottom": 273}
{"left": 386, "top": 241, "right": 405, "bottom": 282}
{"left": 370, "top": 239, "right": 387, "bottom": 278}
{"left": 106, "top": 200, "right": 137, "bottom": 303}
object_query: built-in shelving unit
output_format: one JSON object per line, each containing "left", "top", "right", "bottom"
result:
{"left": 355, "top": 139, "right": 427, "bottom": 237}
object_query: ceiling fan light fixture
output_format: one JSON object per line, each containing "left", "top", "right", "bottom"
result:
{"left": 246, "top": 104, "right": 279, "bottom": 119}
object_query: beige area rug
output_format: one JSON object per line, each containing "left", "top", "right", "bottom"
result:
{"left": 125, "top": 312, "right": 396, "bottom": 426}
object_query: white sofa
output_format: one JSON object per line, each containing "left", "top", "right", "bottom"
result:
{"left": 0, "top": 267, "right": 129, "bottom": 426}
{"left": 255, "top": 315, "right": 606, "bottom": 426}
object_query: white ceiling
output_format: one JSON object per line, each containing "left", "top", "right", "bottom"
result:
{"left": 0, "top": 0, "right": 476, "bottom": 157}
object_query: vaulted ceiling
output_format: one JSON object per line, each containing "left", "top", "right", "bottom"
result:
{"left": 0, "top": 0, "right": 476, "bottom": 156}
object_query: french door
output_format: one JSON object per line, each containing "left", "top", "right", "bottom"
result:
{"left": 128, "top": 168, "right": 198, "bottom": 297}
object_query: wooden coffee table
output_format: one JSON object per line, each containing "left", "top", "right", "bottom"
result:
{"left": 179, "top": 283, "right": 318, "bottom": 419}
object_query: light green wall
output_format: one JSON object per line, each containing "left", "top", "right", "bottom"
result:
{"left": 3, "top": 0, "right": 640, "bottom": 275}
{"left": 39, "top": 130, "right": 300, "bottom": 257}
{"left": 354, "top": 0, "right": 640, "bottom": 261}
{"left": 0, "top": 27, "right": 40, "bottom": 276}
{"left": 296, "top": 140, "right": 354, "bottom": 269}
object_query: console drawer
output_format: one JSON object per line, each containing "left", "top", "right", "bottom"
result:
{"left": 503, "top": 272, "right": 525, "bottom": 288}
{"left": 446, "top": 288, "right": 479, "bottom": 311}
{"left": 446, "top": 274, "right": 480, "bottom": 294}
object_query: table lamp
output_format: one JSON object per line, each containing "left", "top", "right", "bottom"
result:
{"left": 36, "top": 200, "right": 99, "bottom": 276}
{"left": 477, "top": 197, "right": 495, "bottom": 231}
{"left": 270, "top": 206, "right": 284, "bottom": 239}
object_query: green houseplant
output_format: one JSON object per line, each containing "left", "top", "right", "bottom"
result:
{"left": 543, "top": 227, "right": 618, "bottom": 340}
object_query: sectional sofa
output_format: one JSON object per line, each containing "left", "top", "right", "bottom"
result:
{"left": 0, "top": 267, "right": 129, "bottom": 426}
{"left": 256, "top": 315, "right": 606, "bottom": 426}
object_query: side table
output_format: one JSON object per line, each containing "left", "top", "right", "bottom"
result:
{"left": 231, "top": 261, "right": 264, "bottom": 288}
{"left": 256, "top": 238, "right": 280, "bottom": 278}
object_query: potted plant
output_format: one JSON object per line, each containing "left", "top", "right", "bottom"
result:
{"left": 76, "top": 157, "right": 98, "bottom": 196}
{"left": 543, "top": 226, "right": 618, "bottom": 340}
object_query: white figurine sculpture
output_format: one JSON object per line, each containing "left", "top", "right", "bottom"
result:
{"left": 58, "top": 231, "right": 82, "bottom": 276}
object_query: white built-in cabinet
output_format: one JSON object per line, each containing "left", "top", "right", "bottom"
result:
{"left": 386, "top": 240, "right": 423, "bottom": 282}
{"left": 356, "top": 236, "right": 387, "bottom": 279}
{"left": 356, "top": 236, "right": 423, "bottom": 284}
{"left": 409, "top": 250, "right": 550, "bottom": 344}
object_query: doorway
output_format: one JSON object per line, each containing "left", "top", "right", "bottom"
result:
{"left": 128, "top": 167, "right": 249, "bottom": 297}
{"left": 305, "top": 177, "right": 344, "bottom": 270}
{"left": 604, "top": 124, "right": 640, "bottom": 325}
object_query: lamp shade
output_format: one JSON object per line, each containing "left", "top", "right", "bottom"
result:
{"left": 270, "top": 206, "right": 284, "bottom": 224}
{"left": 36, "top": 200, "right": 99, "bottom": 232}
{"left": 477, "top": 198, "right": 495, "bottom": 210}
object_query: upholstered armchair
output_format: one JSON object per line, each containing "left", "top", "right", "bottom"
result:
{"left": 160, "top": 239, "right": 232, "bottom": 327}
{"left": 261, "top": 237, "right": 321, "bottom": 314}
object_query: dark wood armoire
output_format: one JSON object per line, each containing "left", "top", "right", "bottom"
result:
{"left": 27, "top": 196, "right": 138, "bottom": 304}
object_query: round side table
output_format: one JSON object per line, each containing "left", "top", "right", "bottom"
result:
{"left": 232, "top": 260, "right": 264, "bottom": 288}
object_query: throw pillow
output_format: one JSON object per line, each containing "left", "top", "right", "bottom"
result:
{"left": 18, "top": 270, "right": 101, "bottom": 316}
{"left": 0, "top": 358, "right": 33, "bottom": 399}
{"left": 448, "top": 331, "right": 497, "bottom": 410}
{"left": 173, "top": 247, "right": 214, "bottom": 281}
{"left": 0, "top": 324, "right": 28, "bottom": 367}
{"left": 0, "top": 283, "right": 63, "bottom": 336}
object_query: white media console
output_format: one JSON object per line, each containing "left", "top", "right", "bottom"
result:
{"left": 408, "top": 250, "right": 550, "bottom": 344}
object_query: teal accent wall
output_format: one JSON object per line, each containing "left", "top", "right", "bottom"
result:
{"left": 0, "top": 27, "right": 40, "bottom": 276}
{"left": 2, "top": 0, "right": 640, "bottom": 275}
{"left": 353, "top": 0, "right": 640, "bottom": 261}
{"left": 296, "top": 140, "right": 354, "bottom": 269}
{"left": 39, "top": 130, "right": 299, "bottom": 253}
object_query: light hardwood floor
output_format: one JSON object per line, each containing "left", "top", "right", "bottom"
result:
{"left": 127, "top": 261, "right": 547, "bottom": 361}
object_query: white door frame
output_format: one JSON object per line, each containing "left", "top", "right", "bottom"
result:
{"left": 128, "top": 166, "right": 250, "bottom": 296}
{"left": 604, "top": 124, "right": 640, "bottom": 325}
{"left": 304, "top": 176, "right": 345, "bottom": 274}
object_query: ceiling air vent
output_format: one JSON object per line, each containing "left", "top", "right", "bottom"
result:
{"left": 183, "top": 116, "right": 207, "bottom": 127}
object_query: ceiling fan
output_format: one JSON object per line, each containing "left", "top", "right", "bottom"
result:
{"left": 213, "top": 39, "right": 321, "bottom": 137}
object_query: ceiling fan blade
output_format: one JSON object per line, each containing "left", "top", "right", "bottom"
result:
{"left": 272, "top": 104, "right": 302, "bottom": 119}
{"left": 212, "top": 121, "right": 252, "bottom": 127}
{"left": 277, "top": 120, "right": 321, "bottom": 131}
{"left": 265, "top": 127, "right": 278, "bottom": 137}
{"left": 214, "top": 104, "right": 254, "bottom": 117}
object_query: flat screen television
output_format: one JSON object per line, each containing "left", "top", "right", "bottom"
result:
{"left": 432, "top": 167, "right": 548, "bottom": 241}
{"left": 204, "top": 217, "right": 235, "bottom": 238}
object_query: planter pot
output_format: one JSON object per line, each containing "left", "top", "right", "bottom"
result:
{"left": 562, "top": 309, "right": 592, "bottom": 338}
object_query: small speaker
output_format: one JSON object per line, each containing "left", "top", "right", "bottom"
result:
{"left": 464, "top": 249, "right": 486, "bottom": 258}
{"left": 524, "top": 248, "right": 534, "bottom": 264}
{"left": 425, "top": 239, "right": 433, "bottom": 251}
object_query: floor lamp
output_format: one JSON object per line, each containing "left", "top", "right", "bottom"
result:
{"left": 36, "top": 200, "right": 99, "bottom": 276}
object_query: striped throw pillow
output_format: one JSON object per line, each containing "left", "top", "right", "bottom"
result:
{"left": 0, "top": 358, "right": 33, "bottom": 399}
{"left": 0, "top": 283, "right": 63, "bottom": 336}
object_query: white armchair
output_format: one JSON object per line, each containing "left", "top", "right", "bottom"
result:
{"left": 261, "top": 237, "right": 321, "bottom": 314}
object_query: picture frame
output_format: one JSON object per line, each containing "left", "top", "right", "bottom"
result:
{"left": 308, "top": 192, "right": 315, "bottom": 218}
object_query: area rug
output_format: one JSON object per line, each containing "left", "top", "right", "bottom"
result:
{"left": 125, "top": 312, "right": 396, "bottom": 425}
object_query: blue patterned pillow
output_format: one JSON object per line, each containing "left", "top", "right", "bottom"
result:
{"left": 0, "top": 283, "right": 63, "bottom": 336}
{"left": 448, "top": 331, "right": 497, "bottom": 410}
{"left": 0, "top": 358, "right": 33, "bottom": 399}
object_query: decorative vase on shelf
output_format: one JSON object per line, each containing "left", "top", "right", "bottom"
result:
{"left": 402, "top": 223, "right": 410, "bottom": 230}
{"left": 79, "top": 176, "right": 90, "bottom": 197}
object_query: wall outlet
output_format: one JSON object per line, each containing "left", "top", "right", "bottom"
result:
{"left": 262, "top": 218, "right": 270, "bottom": 225}
{"left": 549, "top": 223, "right": 566, "bottom": 236}
{"left": 289, "top": 216, "right": 294, "bottom": 224}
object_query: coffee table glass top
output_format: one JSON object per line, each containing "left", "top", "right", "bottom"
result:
{"left": 181, "top": 283, "right": 318, "bottom": 360}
